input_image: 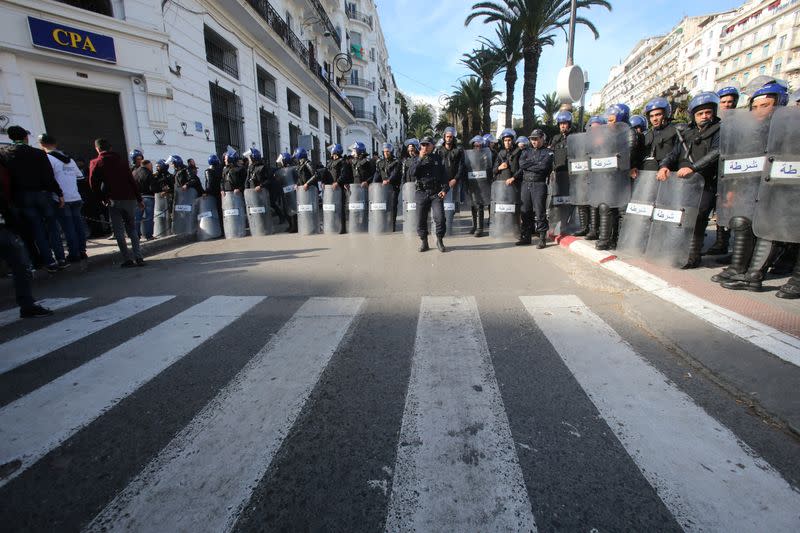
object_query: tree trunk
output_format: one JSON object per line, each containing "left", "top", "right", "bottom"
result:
{"left": 504, "top": 64, "right": 517, "bottom": 129}
{"left": 522, "top": 41, "right": 541, "bottom": 135}
{"left": 482, "top": 79, "right": 492, "bottom": 134}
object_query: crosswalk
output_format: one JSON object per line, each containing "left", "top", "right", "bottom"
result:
{"left": 0, "top": 293, "right": 798, "bottom": 532}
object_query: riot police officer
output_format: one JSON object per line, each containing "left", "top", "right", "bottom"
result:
{"left": 576, "top": 115, "right": 607, "bottom": 238}
{"left": 153, "top": 159, "right": 173, "bottom": 195}
{"left": 630, "top": 115, "right": 648, "bottom": 135}
{"left": 658, "top": 92, "right": 722, "bottom": 269}
{"left": 244, "top": 148, "right": 270, "bottom": 191}
{"left": 550, "top": 111, "right": 574, "bottom": 237}
{"left": 492, "top": 128, "right": 518, "bottom": 183}
{"left": 325, "top": 144, "right": 352, "bottom": 234}
{"left": 467, "top": 135, "right": 489, "bottom": 237}
{"left": 130, "top": 149, "right": 144, "bottom": 171}
{"left": 204, "top": 154, "right": 224, "bottom": 229}
{"left": 436, "top": 126, "right": 465, "bottom": 205}
{"left": 510, "top": 129, "right": 554, "bottom": 249}
{"left": 413, "top": 136, "right": 449, "bottom": 252}
{"left": 374, "top": 142, "right": 401, "bottom": 231}
{"left": 402, "top": 138, "right": 420, "bottom": 182}
{"left": 642, "top": 97, "right": 679, "bottom": 172}
{"left": 718, "top": 86, "right": 740, "bottom": 111}
{"left": 169, "top": 155, "right": 204, "bottom": 196}
{"left": 350, "top": 141, "right": 374, "bottom": 190}
{"left": 483, "top": 133, "right": 499, "bottom": 161}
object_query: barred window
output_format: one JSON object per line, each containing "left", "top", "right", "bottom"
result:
{"left": 209, "top": 83, "right": 244, "bottom": 157}
{"left": 308, "top": 105, "right": 319, "bottom": 128}
{"left": 205, "top": 26, "right": 239, "bottom": 78}
{"left": 257, "top": 67, "right": 277, "bottom": 101}
{"left": 56, "top": 0, "right": 112, "bottom": 15}
{"left": 287, "top": 89, "right": 302, "bottom": 117}
{"left": 289, "top": 123, "right": 302, "bottom": 152}
{"left": 260, "top": 109, "right": 280, "bottom": 165}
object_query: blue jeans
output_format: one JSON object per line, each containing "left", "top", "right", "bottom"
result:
{"left": 135, "top": 196, "right": 155, "bottom": 239}
{"left": 16, "top": 190, "right": 61, "bottom": 266}
{"left": 53, "top": 200, "right": 86, "bottom": 260}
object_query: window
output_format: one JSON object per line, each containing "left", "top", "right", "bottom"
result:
{"left": 56, "top": 0, "right": 112, "bottom": 15}
{"left": 350, "top": 95, "right": 364, "bottom": 112}
{"left": 769, "top": 23, "right": 776, "bottom": 36}
{"left": 308, "top": 105, "right": 319, "bottom": 128}
{"left": 287, "top": 89, "right": 301, "bottom": 117}
{"left": 746, "top": 51, "right": 752, "bottom": 64}
{"left": 260, "top": 109, "right": 280, "bottom": 165}
{"left": 351, "top": 31, "right": 363, "bottom": 59}
{"left": 733, "top": 57, "right": 740, "bottom": 68}
{"left": 256, "top": 66, "right": 277, "bottom": 101}
{"left": 324, "top": 117, "right": 331, "bottom": 137}
{"left": 763, "top": 44, "right": 770, "bottom": 58}
{"left": 205, "top": 26, "right": 239, "bottom": 78}
{"left": 370, "top": 48, "right": 375, "bottom": 61}
{"left": 779, "top": 35, "right": 787, "bottom": 49}
{"left": 336, "top": 126, "right": 342, "bottom": 145}
{"left": 289, "top": 123, "right": 301, "bottom": 152}
{"left": 209, "top": 82, "right": 244, "bottom": 157}
{"left": 743, "top": 71, "right": 751, "bottom": 83}
{"left": 759, "top": 64, "right": 767, "bottom": 75}
{"left": 774, "top": 57, "right": 783, "bottom": 74}
{"left": 312, "top": 136, "right": 321, "bottom": 166}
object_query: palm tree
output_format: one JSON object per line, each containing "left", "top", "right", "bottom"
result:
{"left": 466, "top": 0, "right": 611, "bottom": 134}
{"left": 460, "top": 48, "right": 504, "bottom": 134}
{"left": 447, "top": 77, "right": 486, "bottom": 139}
{"left": 480, "top": 22, "right": 523, "bottom": 129}
{"left": 535, "top": 91, "right": 561, "bottom": 125}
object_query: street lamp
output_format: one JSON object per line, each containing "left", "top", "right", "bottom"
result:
{"left": 327, "top": 52, "right": 352, "bottom": 147}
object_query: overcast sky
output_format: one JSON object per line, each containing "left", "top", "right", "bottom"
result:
{"left": 376, "top": 0, "right": 746, "bottom": 116}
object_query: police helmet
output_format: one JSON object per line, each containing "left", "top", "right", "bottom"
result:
{"left": 292, "top": 147, "right": 308, "bottom": 161}
{"left": 688, "top": 92, "right": 720, "bottom": 117}
{"left": 381, "top": 142, "right": 394, "bottom": 152}
{"left": 499, "top": 128, "right": 516, "bottom": 141}
{"left": 129, "top": 149, "right": 143, "bottom": 162}
{"left": 244, "top": 148, "right": 262, "bottom": 161}
{"left": 349, "top": 141, "right": 367, "bottom": 155}
{"left": 155, "top": 159, "right": 168, "bottom": 171}
{"left": 328, "top": 144, "right": 343, "bottom": 155}
{"left": 716, "top": 85, "right": 740, "bottom": 107}
{"left": 404, "top": 138, "right": 421, "bottom": 150}
{"left": 586, "top": 115, "right": 608, "bottom": 130}
{"left": 224, "top": 146, "right": 240, "bottom": 162}
{"left": 277, "top": 152, "right": 293, "bottom": 165}
{"left": 630, "top": 115, "right": 648, "bottom": 132}
{"left": 483, "top": 133, "right": 497, "bottom": 145}
{"left": 747, "top": 77, "right": 789, "bottom": 107}
{"left": 469, "top": 135, "right": 486, "bottom": 148}
{"left": 166, "top": 154, "right": 183, "bottom": 167}
{"left": 555, "top": 110, "right": 573, "bottom": 125}
{"left": 515, "top": 136, "right": 530, "bottom": 146}
{"left": 208, "top": 154, "right": 220, "bottom": 166}
{"left": 606, "top": 103, "right": 631, "bottom": 124}
{"left": 443, "top": 126, "right": 457, "bottom": 138}
{"left": 644, "top": 97, "right": 672, "bottom": 118}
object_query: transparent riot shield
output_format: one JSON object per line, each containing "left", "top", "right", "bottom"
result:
{"left": 221, "top": 191, "right": 246, "bottom": 239}
{"left": 617, "top": 170, "right": 660, "bottom": 256}
{"left": 465, "top": 148, "right": 493, "bottom": 206}
{"left": 567, "top": 133, "right": 590, "bottom": 205}
{"left": 244, "top": 188, "right": 272, "bottom": 236}
{"left": 196, "top": 195, "right": 221, "bottom": 241}
{"left": 296, "top": 185, "right": 319, "bottom": 235}
{"left": 753, "top": 106, "right": 800, "bottom": 243}
{"left": 402, "top": 182, "right": 419, "bottom": 237}
{"left": 490, "top": 180, "right": 519, "bottom": 238}
{"left": 717, "top": 109, "right": 771, "bottom": 227}
{"left": 276, "top": 167, "right": 298, "bottom": 216}
{"left": 172, "top": 189, "right": 198, "bottom": 235}
{"left": 348, "top": 185, "right": 369, "bottom": 233}
{"left": 549, "top": 170, "right": 573, "bottom": 235}
{"left": 644, "top": 172, "right": 704, "bottom": 267}
{"left": 154, "top": 194, "right": 170, "bottom": 237}
{"left": 369, "top": 183, "right": 392, "bottom": 235}
{"left": 442, "top": 188, "right": 456, "bottom": 236}
{"left": 587, "top": 124, "right": 631, "bottom": 208}
{"left": 322, "top": 185, "right": 343, "bottom": 234}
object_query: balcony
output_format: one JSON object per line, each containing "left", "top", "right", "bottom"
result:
{"left": 353, "top": 109, "right": 377, "bottom": 124}
{"left": 346, "top": 8, "right": 373, "bottom": 29}
{"left": 306, "top": 0, "right": 341, "bottom": 48}
{"left": 345, "top": 78, "right": 375, "bottom": 91}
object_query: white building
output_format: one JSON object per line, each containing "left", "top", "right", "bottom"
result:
{"left": 0, "top": 0, "right": 403, "bottom": 168}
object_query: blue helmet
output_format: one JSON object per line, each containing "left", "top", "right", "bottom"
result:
{"left": 499, "top": 128, "right": 516, "bottom": 141}
{"left": 515, "top": 136, "right": 530, "bottom": 146}
{"left": 748, "top": 78, "right": 789, "bottom": 107}
{"left": 277, "top": 152, "right": 293, "bottom": 165}
{"left": 606, "top": 103, "right": 630, "bottom": 124}
{"left": 224, "top": 146, "right": 240, "bottom": 163}
{"left": 469, "top": 135, "right": 486, "bottom": 148}
{"left": 349, "top": 141, "right": 367, "bottom": 155}
{"left": 555, "top": 110, "right": 573, "bottom": 125}
{"left": 208, "top": 154, "right": 220, "bottom": 166}
{"left": 688, "top": 91, "right": 720, "bottom": 118}
{"left": 483, "top": 133, "right": 497, "bottom": 144}
{"left": 166, "top": 154, "right": 183, "bottom": 167}
{"left": 644, "top": 97, "right": 672, "bottom": 118}
{"left": 443, "top": 126, "right": 457, "bottom": 138}
{"left": 586, "top": 115, "right": 608, "bottom": 130}
{"left": 716, "top": 86, "right": 740, "bottom": 106}
{"left": 381, "top": 142, "right": 394, "bottom": 152}
{"left": 129, "top": 149, "right": 143, "bottom": 162}
{"left": 244, "top": 148, "right": 262, "bottom": 161}
{"left": 404, "top": 138, "right": 420, "bottom": 150}
{"left": 329, "top": 143, "right": 343, "bottom": 155}
{"left": 292, "top": 147, "right": 308, "bottom": 161}
{"left": 630, "top": 115, "right": 648, "bottom": 132}
{"left": 155, "top": 159, "right": 168, "bottom": 171}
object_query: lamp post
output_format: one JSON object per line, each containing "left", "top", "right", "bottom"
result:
{"left": 327, "top": 52, "right": 352, "bottom": 147}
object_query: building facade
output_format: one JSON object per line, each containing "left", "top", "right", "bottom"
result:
{"left": 0, "top": 0, "right": 403, "bottom": 168}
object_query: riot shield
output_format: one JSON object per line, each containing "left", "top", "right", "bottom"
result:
{"left": 402, "top": 182, "right": 419, "bottom": 237}
{"left": 154, "top": 194, "right": 170, "bottom": 237}
{"left": 348, "top": 185, "right": 369, "bottom": 233}
{"left": 276, "top": 167, "right": 298, "bottom": 216}
{"left": 587, "top": 124, "right": 631, "bottom": 208}
{"left": 465, "top": 148, "right": 492, "bottom": 206}
{"left": 221, "top": 192, "right": 246, "bottom": 239}
{"left": 172, "top": 189, "right": 198, "bottom": 235}
{"left": 244, "top": 188, "right": 272, "bottom": 236}
{"left": 490, "top": 180, "right": 520, "bottom": 238}
{"left": 196, "top": 195, "right": 221, "bottom": 241}
{"left": 644, "top": 172, "right": 704, "bottom": 267}
{"left": 322, "top": 185, "right": 343, "bottom": 234}
{"left": 296, "top": 185, "right": 320, "bottom": 235}
{"left": 617, "top": 170, "right": 660, "bottom": 256}
{"left": 548, "top": 169, "right": 573, "bottom": 235}
{"left": 443, "top": 188, "right": 456, "bottom": 236}
{"left": 753, "top": 106, "right": 800, "bottom": 243}
{"left": 369, "top": 183, "right": 392, "bottom": 235}
{"left": 567, "top": 133, "right": 590, "bottom": 205}
{"left": 717, "top": 109, "right": 771, "bottom": 226}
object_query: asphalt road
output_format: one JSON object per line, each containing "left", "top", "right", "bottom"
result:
{"left": 1, "top": 216, "right": 799, "bottom": 532}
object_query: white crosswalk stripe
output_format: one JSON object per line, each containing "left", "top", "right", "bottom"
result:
{"left": 0, "top": 295, "right": 264, "bottom": 488}
{"left": 521, "top": 295, "right": 800, "bottom": 532}
{"left": 86, "top": 297, "right": 364, "bottom": 533}
{"left": 0, "top": 298, "right": 87, "bottom": 328}
{"left": 0, "top": 296, "right": 174, "bottom": 374}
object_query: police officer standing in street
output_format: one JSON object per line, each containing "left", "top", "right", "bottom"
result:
{"left": 436, "top": 126, "right": 465, "bottom": 206}
{"left": 402, "top": 139, "right": 421, "bottom": 182}
{"left": 325, "top": 144, "right": 352, "bottom": 234}
{"left": 413, "top": 136, "right": 449, "bottom": 252}
{"left": 244, "top": 149, "right": 269, "bottom": 190}
{"left": 510, "top": 129, "right": 554, "bottom": 249}
{"left": 641, "top": 97, "right": 679, "bottom": 172}
{"left": 550, "top": 111, "right": 574, "bottom": 236}
{"left": 350, "top": 142, "right": 374, "bottom": 189}
{"left": 374, "top": 142, "right": 401, "bottom": 231}
{"left": 492, "top": 128, "right": 518, "bottom": 183}
{"left": 204, "top": 155, "right": 224, "bottom": 230}
{"left": 169, "top": 155, "right": 204, "bottom": 196}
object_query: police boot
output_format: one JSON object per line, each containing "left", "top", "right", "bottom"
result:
{"left": 585, "top": 207, "right": 600, "bottom": 241}
{"left": 609, "top": 209, "right": 620, "bottom": 250}
{"left": 536, "top": 231, "right": 547, "bottom": 250}
{"left": 469, "top": 206, "right": 478, "bottom": 235}
{"left": 776, "top": 256, "right": 800, "bottom": 299}
{"left": 288, "top": 215, "right": 299, "bottom": 234}
{"left": 596, "top": 205, "right": 612, "bottom": 250}
{"left": 769, "top": 243, "right": 798, "bottom": 275}
{"left": 436, "top": 237, "right": 446, "bottom": 253}
{"left": 573, "top": 205, "right": 591, "bottom": 237}
{"left": 682, "top": 233, "right": 705, "bottom": 269}
{"left": 475, "top": 207, "right": 485, "bottom": 238}
{"left": 703, "top": 226, "right": 730, "bottom": 255}
{"left": 515, "top": 214, "right": 532, "bottom": 246}
{"left": 419, "top": 237, "right": 430, "bottom": 252}
{"left": 722, "top": 238, "right": 776, "bottom": 292}
{"left": 711, "top": 217, "right": 754, "bottom": 283}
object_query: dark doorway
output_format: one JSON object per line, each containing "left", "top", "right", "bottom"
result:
{"left": 37, "top": 81, "right": 127, "bottom": 164}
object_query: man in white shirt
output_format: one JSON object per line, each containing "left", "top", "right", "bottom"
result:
{"left": 38, "top": 134, "right": 87, "bottom": 263}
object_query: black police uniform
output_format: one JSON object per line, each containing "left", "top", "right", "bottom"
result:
{"left": 436, "top": 143, "right": 465, "bottom": 206}
{"left": 325, "top": 156, "right": 352, "bottom": 233}
{"left": 514, "top": 145, "right": 554, "bottom": 246}
{"left": 174, "top": 165, "right": 204, "bottom": 196}
{"left": 642, "top": 123, "right": 679, "bottom": 171}
{"left": 413, "top": 152, "right": 449, "bottom": 241}
{"left": 204, "top": 164, "right": 224, "bottom": 226}
{"left": 374, "top": 156, "right": 401, "bottom": 231}
{"left": 352, "top": 155, "right": 375, "bottom": 188}
{"left": 549, "top": 130, "right": 574, "bottom": 233}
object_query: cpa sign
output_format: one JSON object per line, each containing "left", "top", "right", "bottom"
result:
{"left": 28, "top": 17, "right": 116, "bottom": 63}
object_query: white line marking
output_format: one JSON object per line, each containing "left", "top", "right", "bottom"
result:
{"left": 0, "top": 298, "right": 88, "bottom": 328}
{"left": 0, "top": 296, "right": 263, "bottom": 488}
{"left": 0, "top": 296, "right": 173, "bottom": 374}
{"left": 521, "top": 295, "right": 800, "bottom": 532}
{"left": 86, "top": 297, "right": 364, "bottom": 533}
{"left": 385, "top": 296, "right": 537, "bottom": 533}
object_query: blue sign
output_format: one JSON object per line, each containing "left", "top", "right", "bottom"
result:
{"left": 28, "top": 17, "right": 116, "bottom": 63}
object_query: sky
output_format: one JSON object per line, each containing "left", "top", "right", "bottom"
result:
{"left": 376, "top": 0, "right": 746, "bottom": 118}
